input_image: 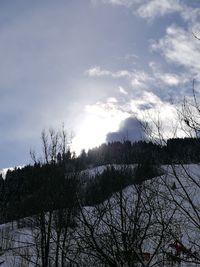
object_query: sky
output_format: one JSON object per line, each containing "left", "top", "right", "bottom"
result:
{"left": 0, "top": 0, "right": 200, "bottom": 168}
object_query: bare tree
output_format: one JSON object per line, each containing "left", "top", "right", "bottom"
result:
{"left": 30, "top": 125, "right": 73, "bottom": 166}
{"left": 75, "top": 174, "right": 178, "bottom": 267}
{"left": 1, "top": 126, "right": 80, "bottom": 267}
{"left": 144, "top": 86, "right": 200, "bottom": 266}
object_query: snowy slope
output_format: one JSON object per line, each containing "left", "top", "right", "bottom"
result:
{"left": 80, "top": 163, "right": 137, "bottom": 176}
{"left": 0, "top": 164, "right": 199, "bottom": 266}
{"left": 80, "top": 164, "right": 200, "bottom": 267}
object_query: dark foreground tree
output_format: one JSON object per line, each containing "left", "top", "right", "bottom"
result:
{"left": 0, "top": 127, "right": 80, "bottom": 267}
{"left": 145, "top": 86, "right": 200, "bottom": 266}
{"left": 75, "top": 173, "right": 179, "bottom": 267}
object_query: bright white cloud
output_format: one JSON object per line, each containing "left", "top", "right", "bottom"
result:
{"left": 72, "top": 90, "right": 181, "bottom": 151}
{"left": 80, "top": 91, "right": 184, "bottom": 143}
{"left": 119, "top": 86, "right": 128, "bottom": 95}
{"left": 128, "top": 91, "right": 185, "bottom": 140}
{"left": 71, "top": 101, "right": 129, "bottom": 154}
{"left": 158, "top": 73, "right": 180, "bottom": 86}
{"left": 131, "top": 91, "right": 162, "bottom": 108}
{"left": 93, "top": 0, "right": 136, "bottom": 7}
{"left": 137, "top": 0, "right": 200, "bottom": 22}
{"left": 130, "top": 70, "right": 153, "bottom": 88}
{"left": 95, "top": 0, "right": 200, "bottom": 22}
{"left": 86, "top": 66, "right": 133, "bottom": 79}
{"left": 152, "top": 25, "right": 200, "bottom": 76}
{"left": 86, "top": 66, "right": 153, "bottom": 89}
{"left": 107, "top": 97, "right": 118, "bottom": 103}
{"left": 86, "top": 66, "right": 111, "bottom": 77}
{"left": 85, "top": 62, "right": 189, "bottom": 145}
{"left": 137, "top": 0, "right": 182, "bottom": 20}
{"left": 149, "top": 62, "right": 187, "bottom": 86}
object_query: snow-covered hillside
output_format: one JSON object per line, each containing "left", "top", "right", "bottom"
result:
{"left": 0, "top": 164, "right": 199, "bottom": 266}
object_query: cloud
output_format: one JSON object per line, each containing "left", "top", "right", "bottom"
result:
{"left": 86, "top": 66, "right": 112, "bottom": 77}
{"left": 137, "top": 0, "right": 182, "bottom": 20}
{"left": 86, "top": 66, "right": 132, "bottom": 79}
{"left": 86, "top": 66, "right": 153, "bottom": 89}
{"left": 72, "top": 100, "right": 129, "bottom": 153}
{"left": 83, "top": 70, "right": 185, "bottom": 145}
{"left": 149, "top": 61, "right": 189, "bottom": 87}
{"left": 152, "top": 25, "right": 200, "bottom": 76}
{"left": 130, "top": 91, "right": 162, "bottom": 112}
{"left": 138, "top": 0, "right": 200, "bottom": 23}
{"left": 106, "top": 116, "right": 144, "bottom": 142}
{"left": 88, "top": 89, "right": 179, "bottom": 143}
{"left": 107, "top": 97, "right": 118, "bottom": 103}
{"left": 95, "top": 0, "right": 200, "bottom": 22}
{"left": 158, "top": 73, "right": 180, "bottom": 86}
{"left": 92, "top": 0, "right": 136, "bottom": 7}
{"left": 127, "top": 91, "right": 185, "bottom": 140}
{"left": 119, "top": 86, "right": 128, "bottom": 95}
{"left": 107, "top": 89, "right": 181, "bottom": 140}
{"left": 86, "top": 63, "right": 188, "bottom": 95}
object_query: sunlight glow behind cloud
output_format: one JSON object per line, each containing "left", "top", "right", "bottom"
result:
{"left": 72, "top": 100, "right": 129, "bottom": 154}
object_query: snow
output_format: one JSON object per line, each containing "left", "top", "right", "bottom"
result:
{"left": 80, "top": 163, "right": 137, "bottom": 177}
{"left": 79, "top": 164, "right": 200, "bottom": 266}
{"left": 0, "top": 166, "right": 23, "bottom": 179}
{"left": 0, "top": 164, "right": 200, "bottom": 266}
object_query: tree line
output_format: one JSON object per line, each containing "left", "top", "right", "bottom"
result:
{"left": 0, "top": 135, "right": 200, "bottom": 223}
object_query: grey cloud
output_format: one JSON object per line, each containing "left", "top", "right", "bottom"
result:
{"left": 138, "top": 103, "right": 154, "bottom": 110}
{"left": 106, "top": 117, "right": 145, "bottom": 142}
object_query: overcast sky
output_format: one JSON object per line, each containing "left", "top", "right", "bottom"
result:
{"left": 0, "top": 0, "right": 200, "bottom": 168}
